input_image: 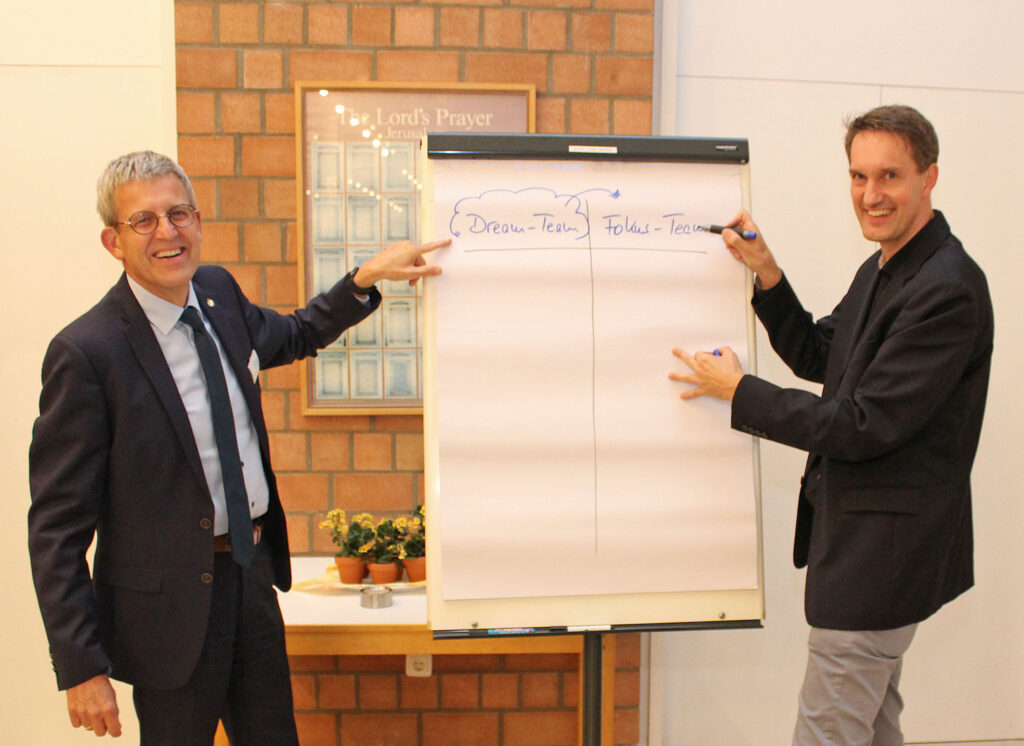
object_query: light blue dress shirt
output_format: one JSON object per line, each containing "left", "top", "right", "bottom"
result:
{"left": 127, "top": 276, "right": 270, "bottom": 534}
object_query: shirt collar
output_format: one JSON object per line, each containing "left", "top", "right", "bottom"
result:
{"left": 876, "top": 210, "right": 945, "bottom": 276}
{"left": 126, "top": 275, "right": 200, "bottom": 337}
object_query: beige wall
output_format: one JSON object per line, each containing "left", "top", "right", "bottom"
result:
{"left": 655, "top": 0, "right": 1024, "bottom": 743}
{"left": 0, "top": 1, "right": 177, "bottom": 742}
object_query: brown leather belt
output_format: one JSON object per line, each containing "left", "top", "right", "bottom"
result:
{"left": 213, "top": 517, "right": 264, "bottom": 553}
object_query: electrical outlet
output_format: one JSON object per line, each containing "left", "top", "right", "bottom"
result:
{"left": 405, "top": 653, "right": 432, "bottom": 677}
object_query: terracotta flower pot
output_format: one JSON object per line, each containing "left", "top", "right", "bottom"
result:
{"left": 402, "top": 556, "right": 426, "bottom": 583}
{"left": 334, "top": 556, "right": 366, "bottom": 585}
{"left": 367, "top": 561, "right": 401, "bottom": 584}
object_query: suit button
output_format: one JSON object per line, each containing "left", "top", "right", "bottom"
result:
{"left": 200, "top": 518, "right": 212, "bottom": 530}
{"left": 201, "top": 573, "right": 214, "bottom": 584}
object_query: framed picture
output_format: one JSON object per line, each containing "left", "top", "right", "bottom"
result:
{"left": 296, "top": 82, "right": 536, "bottom": 414}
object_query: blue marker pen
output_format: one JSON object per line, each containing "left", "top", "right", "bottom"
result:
{"left": 699, "top": 224, "right": 757, "bottom": 241}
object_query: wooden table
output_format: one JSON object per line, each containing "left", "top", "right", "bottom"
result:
{"left": 215, "top": 558, "right": 616, "bottom": 745}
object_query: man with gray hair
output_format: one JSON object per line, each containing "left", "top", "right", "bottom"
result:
{"left": 671, "top": 106, "right": 993, "bottom": 744}
{"left": 28, "top": 150, "right": 448, "bottom": 742}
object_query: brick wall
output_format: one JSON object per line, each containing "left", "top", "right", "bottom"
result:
{"left": 175, "top": 1, "right": 652, "bottom": 743}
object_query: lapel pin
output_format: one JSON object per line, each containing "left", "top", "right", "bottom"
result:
{"left": 206, "top": 298, "right": 215, "bottom": 307}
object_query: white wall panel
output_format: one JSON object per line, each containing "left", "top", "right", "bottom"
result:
{"left": 677, "top": 0, "right": 1024, "bottom": 93}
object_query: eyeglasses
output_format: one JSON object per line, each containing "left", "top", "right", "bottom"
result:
{"left": 116, "top": 204, "right": 198, "bottom": 235}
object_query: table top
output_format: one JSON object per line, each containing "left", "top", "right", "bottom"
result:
{"left": 278, "top": 556, "right": 427, "bottom": 628}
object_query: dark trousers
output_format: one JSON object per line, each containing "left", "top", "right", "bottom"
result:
{"left": 133, "top": 542, "right": 298, "bottom": 746}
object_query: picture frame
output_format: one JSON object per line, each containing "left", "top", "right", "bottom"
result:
{"left": 296, "top": 82, "right": 536, "bottom": 414}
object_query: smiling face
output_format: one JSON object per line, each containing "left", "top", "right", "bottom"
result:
{"left": 849, "top": 130, "right": 938, "bottom": 260}
{"left": 101, "top": 173, "right": 201, "bottom": 306}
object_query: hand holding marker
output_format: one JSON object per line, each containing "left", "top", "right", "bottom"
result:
{"left": 699, "top": 224, "right": 757, "bottom": 241}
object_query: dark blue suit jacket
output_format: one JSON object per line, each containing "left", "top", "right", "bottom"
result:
{"left": 732, "top": 212, "right": 993, "bottom": 630}
{"left": 28, "top": 265, "right": 378, "bottom": 690}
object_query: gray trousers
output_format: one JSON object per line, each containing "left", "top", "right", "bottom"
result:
{"left": 793, "top": 624, "right": 918, "bottom": 746}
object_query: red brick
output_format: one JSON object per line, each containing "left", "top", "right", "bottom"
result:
{"left": 285, "top": 512, "right": 311, "bottom": 552}
{"left": 527, "top": 11, "right": 567, "bottom": 51}
{"left": 294, "top": 713, "right": 337, "bottom": 746}
{"left": 266, "top": 264, "right": 299, "bottom": 306}
{"left": 340, "top": 713, "right": 418, "bottom": 746}
{"left": 373, "top": 415, "right": 423, "bottom": 432}
{"left": 221, "top": 92, "right": 261, "bottom": 133}
{"left": 291, "top": 673, "right": 317, "bottom": 710}
{"left": 596, "top": 0, "right": 654, "bottom": 8}
{"left": 243, "top": 49, "right": 284, "bottom": 89}
{"left": 264, "top": 3, "right": 304, "bottom": 45}
{"left": 354, "top": 433, "right": 392, "bottom": 471}
{"left": 267, "top": 362, "right": 300, "bottom": 390}
{"left": 178, "top": 135, "right": 235, "bottom": 176}
{"left": 504, "top": 711, "right": 577, "bottom": 746}
{"left": 228, "top": 264, "right": 261, "bottom": 302}
{"left": 483, "top": 9, "right": 523, "bottom": 48}
{"left": 286, "top": 222, "right": 299, "bottom": 262}
{"left": 289, "top": 51, "right": 373, "bottom": 86}
{"left": 522, "top": 671, "right": 560, "bottom": 707}
{"left": 400, "top": 676, "right": 438, "bottom": 709}
{"left": 440, "top": 7, "right": 479, "bottom": 47}
{"left": 219, "top": 3, "right": 259, "bottom": 44}
{"left": 432, "top": 654, "right": 501, "bottom": 672}
{"left": 177, "top": 92, "right": 216, "bottom": 133}
{"left": 614, "top": 707, "right": 640, "bottom": 745}
{"left": 175, "top": 3, "right": 214, "bottom": 44}
{"left": 613, "top": 98, "right": 652, "bottom": 135}
{"left": 220, "top": 179, "right": 260, "bottom": 219}
{"left": 336, "top": 655, "right": 404, "bottom": 673}
{"left": 311, "top": 432, "right": 352, "bottom": 471}
{"left": 198, "top": 221, "right": 239, "bottom": 263}
{"left": 504, "top": 653, "right": 578, "bottom": 671}
{"left": 615, "top": 12, "right": 653, "bottom": 52}
{"left": 319, "top": 673, "right": 357, "bottom": 709}
{"left": 266, "top": 92, "right": 297, "bottom": 134}
{"left": 571, "top": 12, "right": 612, "bottom": 51}
{"left": 552, "top": 54, "right": 591, "bottom": 93}
{"left": 422, "top": 713, "right": 499, "bottom": 746}
{"left": 395, "top": 7, "right": 435, "bottom": 46}
{"left": 441, "top": 673, "right": 481, "bottom": 709}
{"left": 261, "top": 390, "right": 286, "bottom": 431}
{"left": 270, "top": 431, "right": 308, "bottom": 470}
{"left": 277, "top": 472, "right": 329, "bottom": 511}
{"left": 311, "top": 521, "right": 338, "bottom": 555}
{"left": 191, "top": 179, "right": 218, "bottom": 218}
{"left": 265, "top": 178, "right": 298, "bottom": 220}
{"left": 352, "top": 6, "right": 391, "bottom": 46}
{"left": 563, "top": 671, "right": 579, "bottom": 707}
{"left": 570, "top": 97, "right": 611, "bottom": 134}
{"left": 395, "top": 433, "right": 423, "bottom": 470}
{"left": 177, "top": 48, "right": 237, "bottom": 89}
{"left": 509, "top": 0, "right": 589, "bottom": 6}
{"left": 359, "top": 673, "right": 398, "bottom": 709}
{"left": 615, "top": 632, "right": 641, "bottom": 667}
{"left": 536, "top": 96, "right": 566, "bottom": 133}
{"left": 614, "top": 670, "right": 640, "bottom": 707}
{"left": 377, "top": 51, "right": 460, "bottom": 83}
{"left": 594, "top": 56, "right": 652, "bottom": 96}
{"left": 465, "top": 52, "right": 548, "bottom": 91}
{"left": 333, "top": 474, "right": 414, "bottom": 511}
{"left": 481, "top": 672, "right": 519, "bottom": 708}
{"left": 244, "top": 222, "right": 283, "bottom": 262}
{"left": 241, "top": 136, "right": 294, "bottom": 177}
{"left": 309, "top": 5, "right": 349, "bottom": 45}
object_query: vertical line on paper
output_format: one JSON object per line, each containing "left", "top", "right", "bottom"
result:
{"left": 585, "top": 199, "right": 598, "bottom": 554}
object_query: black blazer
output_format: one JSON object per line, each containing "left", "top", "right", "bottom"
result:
{"left": 28, "top": 265, "right": 378, "bottom": 690}
{"left": 732, "top": 212, "right": 993, "bottom": 630}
